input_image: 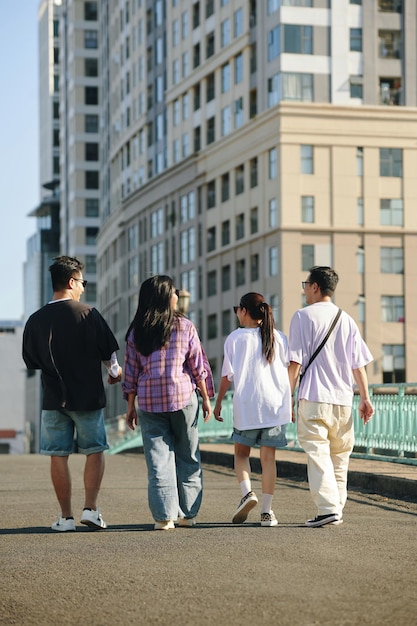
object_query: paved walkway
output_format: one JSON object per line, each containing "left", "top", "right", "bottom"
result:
{"left": 1, "top": 451, "right": 416, "bottom": 626}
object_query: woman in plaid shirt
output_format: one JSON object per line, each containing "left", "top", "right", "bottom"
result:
{"left": 122, "top": 275, "right": 214, "bottom": 530}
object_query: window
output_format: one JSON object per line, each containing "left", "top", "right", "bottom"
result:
{"left": 381, "top": 247, "right": 403, "bottom": 274}
{"left": 221, "top": 173, "right": 230, "bottom": 202}
{"left": 180, "top": 228, "right": 196, "bottom": 263}
{"left": 222, "top": 265, "right": 231, "bottom": 291}
{"left": 350, "top": 78, "right": 363, "bottom": 99}
{"left": 85, "top": 87, "right": 98, "bottom": 105}
{"left": 193, "top": 2, "right": 200, "bottom": 28}
{"left": 357, "top": 197, "right": 364, "bottom": 225}
{"left": 85, "top": 198, "right": 99, "bottom": 217}
{"left": 84, "top": 30, "right": 98, "bottom": 49}
{"left": 207, "top": 180, "right": 216, "bottom": 208}
{"left": 282, "top": 73, "right": 313, "bottom": 101}
{"left": 268, "top": 73, "right": 280, "bottom": 107}
{"left": 302, "top": 196, "right": 315, "bottom": 223}
{"left": 357, "top": 247, "right": 364, "bottom": 274}
{"left": 194, "top": 126, "right": 201, "bottom": 152}
{"left": 302, "top": 245, "right": 314, "bottom": 271}
{"left": 269, "top": 148, "right": 277, "bottom": 179}
{"left": 182, "top": 11, "right": 188, "bottom": 39}
{"left": 235, "top": 213, "right": 244, "bottom": 239}
{"left": 269, "top": 199, "right": 278, "bottom": 227}
{"left": 380, "top": 199, "right": 403, "bottom": 226}
{"left": 86, "top": 227, "right": 98, "bottom": 245}
{"left": 207, "top": 226, "right": 216, "bottom": 253}
{"left": 85, "top": 171, "right": 99, "bottom": 189}
{"left": 235, "top": 165, "right": 244, "bottom": 195}
{"left": 207, "top": 73, "right": 215, "bottom": 101}
{"left": 268, "top": 0, "right": 279, "bottom": 15}
{"left": 301, "top": 145, "right": 313, "bottom": 174}
{"left": 234, "top": 53, "right": 243, "bottom": 84}
{"left": 151, "top": 208, "right": 164, "bottom": 237}
{"left": 206, "top": 117, "right": 215, "bottom": 144}
{"left": 182, "top": 52, "right": 189, "bottom": 78}
{"left": 269, "top": 247, "right": 278, "bottom": 276}
{"left": 382, "top": 344, "right": 405, "bottom": 383}
{"left": 151, "top": 242, "right": 164, "bottom": 274}
{"left": 222, "top": 220, "right": 230, "bottom": 246}
{"left": 236, "top": 259, "right": 245, "bottom": 286}
{"left": 221, "top": 19, "right": 230, "bottom": 47}
{"left": 172, "top": 19, "right": 179, "bottom": 47}
{"left": 234, "top": 8, "right": 243, "bottom": 37}
{"left": 193, "top": 43, "right": 200, "bottom": 68}
{"left": 85, "top": 58, "right": 98, "bottom": 77}
{"left": 381, "top": 296, "right": 404, "bottom": 322}
{"left": 207, "top": 314, "right": 217, "bottom": 339}
{"left": 268, "top": 26, "right": 280, "bottom": 61}
{"left": 207, "top": 270, "right": 217, "bottom": 296}
{"left": 206, "top": 32, "right": 215, "bottom": 58}
{"left": 128, "top": 257, "right": 139, "bottom": 289}
{"left": 357, "top": 147, "right": 363, "bottom": 176}
{"left": 350, "top": 28, "right": 362, "bottom": 52}
{"left": 380, "top": 148, "right": 402, "bottom": 177}
{"left": 85, "top": 254, "right": 96, "bottom": 273}
{"left": 221, "top": 106, "right": 231, "bottom": 136}
{"left": 379, "top": 30, "right": 402, "bottom": 58}
{"left": 182, "top": 94, "right": 189, "bottom": 120}
{"left": 234, "top": 97, "right": 244, "bottom": 129}
{"left": 85, "top": 143, "right": 99, "bottom": 161}
{"left": 284, "top": 25, "right": 312, "bottom": 54}
{"left": 251, "top": 254, "right": 259, "bottom": 281}
{"left": 250, "top": 158, "right": 258, "bottom": 188}
{"left": 250, "top": 207, "right": 258, "bottom": 234}
{"left": 222, "top": 310, "right": 231, "bottom": 336}
{"left": 221, "top": 63, "right": 230, "bottom": 93}
{"left": 378, "top": 0, "right": 403, "bottom": 12}
{"left": 206, "top": 0, "right": 214, "bottom": 18}
{"left": 53, "top": 102, "right": 59, "bottom": 119}
{"left": 194, "top": 84, "right": 201, "bottom": 110}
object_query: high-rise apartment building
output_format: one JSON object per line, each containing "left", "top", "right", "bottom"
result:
{"left": 31, "top": 0, "right": 416, "bottom": 425}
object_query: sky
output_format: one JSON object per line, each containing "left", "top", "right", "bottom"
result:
{"left": 0, "top": 1, "right": 40, "bottom": 320}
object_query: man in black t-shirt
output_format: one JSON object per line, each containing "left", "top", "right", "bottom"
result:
{"left": 23, "top": 256, "right": 122, "bottom": 532}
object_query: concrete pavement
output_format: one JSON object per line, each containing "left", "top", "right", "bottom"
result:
{"left": 1, "top": 449, "right": 417, "bottom": 625}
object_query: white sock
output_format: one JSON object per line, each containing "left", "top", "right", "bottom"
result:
{"left": 262, "top": 493, "right": 273, "bottom": 514}
{"left": 240, "top": 479, "right": 251, "bottom": 497}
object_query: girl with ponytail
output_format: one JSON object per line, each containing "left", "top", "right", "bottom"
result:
{"left": 214, "top": 292, "right": 291, "bottom": 527}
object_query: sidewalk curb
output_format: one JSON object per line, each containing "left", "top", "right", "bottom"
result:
{"left": 200, "top": 449, "right": 417, "bottom": 503}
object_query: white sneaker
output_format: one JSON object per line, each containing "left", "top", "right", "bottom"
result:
{"left": 51, "top": 516, "right": 76, "bottom": 532}
{"left": 260, "top": 511, "right": 278, "bottom": 527}
{"left": 154, "top": 520, "right": 175, "bottom": 530}
{"left": 80, "top": 508, "right": 107, "bottom": 529}
{"left": 178, "top": 517, "right": 196, "bottom": 527}
{"left": 232, "top": 491, "right": 258, "bottom": 524}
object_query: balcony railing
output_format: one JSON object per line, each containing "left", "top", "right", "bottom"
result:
{"left": 105, "top": 383, "right": 417, "bottom": 463}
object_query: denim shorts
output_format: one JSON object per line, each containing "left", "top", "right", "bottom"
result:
{"left": 232, "top": 424, "right": 287, "bottom": 448}
{"left": 40, "top": 408, "right": 109, "bottom": 456}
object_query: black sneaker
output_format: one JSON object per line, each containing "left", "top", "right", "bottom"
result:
{"left": 305, "top": 513, "right": 339, "bottom": 527}
{"left": 232, "top": 491, "right": 258, "bottom": 524}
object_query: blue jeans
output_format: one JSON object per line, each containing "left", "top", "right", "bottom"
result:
{"left": 138, "top": 392, "right": 202, "bottom": 522}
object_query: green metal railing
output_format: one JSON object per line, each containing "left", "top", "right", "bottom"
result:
{"left": 105, "top": 383, "right": 417, "bottom": 463}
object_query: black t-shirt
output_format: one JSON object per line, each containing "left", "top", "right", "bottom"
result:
{"left": 22, "top": 300, "right": 119, "bottom": 410}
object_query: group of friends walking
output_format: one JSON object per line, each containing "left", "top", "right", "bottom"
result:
{"left": 22, "top": 256, "right": 374, "bottom": 532}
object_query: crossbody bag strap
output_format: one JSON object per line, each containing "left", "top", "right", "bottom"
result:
{"left": 299, "top": 308, "right": 342, "bottom": 383}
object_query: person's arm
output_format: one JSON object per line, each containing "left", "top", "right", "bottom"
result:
{"left": 288, "top": 361, "right": 301, "bottom": 395}
{"left": 102, "top": 352, "right": 122, "bottom": 384}
{"left": 352, "top": 366, "right": 374, "bottom": 425}
{"left": 125, "top": 392, "right": 138, "bottom": 430}
{"left": 213, "top": 376, "right": 231, "bottom": 422}
{"left": 196, "top": 379, "right": 212, "bottom": 423}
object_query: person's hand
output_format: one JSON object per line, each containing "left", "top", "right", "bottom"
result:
{"left": 213, "top": 403, "right": 224, "bottom": 422}
{"left": 126, "top": 407, "right": 138, "bottom": 431}
{"left": 107, "top": 366, "right": 122, "bottom": 385}
{"left": 201, "top": 398, "right": 213, "bottom": 423}
{"left": 359, "top": 399, "right": 374, "bottom": 425}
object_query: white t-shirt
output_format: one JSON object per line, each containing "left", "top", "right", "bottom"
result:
{"left": 221, "top": 327, "right": 292, "bottom": 430}
{"left": 288, "top": 301, "right": 373, "bottom": 406}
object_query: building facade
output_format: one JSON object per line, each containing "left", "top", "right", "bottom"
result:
{"left": 31, "top": 0, "right": 417, "bottom": 424}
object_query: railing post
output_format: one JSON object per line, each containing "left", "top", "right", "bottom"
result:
{"left": 398, "top": 384, "right": 405, "bottom": 458}
{"left": 366, "top": 385, "right": 374, "bottom": 455}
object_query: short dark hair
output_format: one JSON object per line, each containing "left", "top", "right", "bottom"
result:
{"left": 49, "top": 256, "right": 84, "bottom": 291}
{"left": 308, "top": 266, "right": 339, "bottom": 297}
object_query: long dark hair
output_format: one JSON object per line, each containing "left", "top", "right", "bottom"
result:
{"left": 125, "top": 275, "right": 178, "bottom": 356}
{"left": 239, "top": 292, "right": 276, "bottom": 363}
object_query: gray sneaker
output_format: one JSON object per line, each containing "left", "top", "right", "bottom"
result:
{"left": 232, "top": 491, "right": 258, "bottom": 524}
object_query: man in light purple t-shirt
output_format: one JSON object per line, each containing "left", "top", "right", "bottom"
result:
{"left": 288, "top": 266, "right": 374, "bottom": 528}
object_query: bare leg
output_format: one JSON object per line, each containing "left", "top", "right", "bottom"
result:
{"left": 260, "top": 446, "right": 276, "bottom": 495}
{"left": 50, "top": 456, "right": 72, "bottom": 517}
{"left": 83, "top": 452, "right": 105, "bottom": 510}
{"left": 234, "top": 443, "right": 251, "bottom": 484}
